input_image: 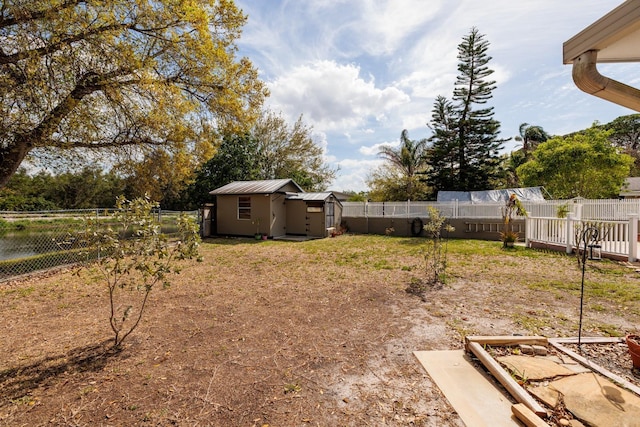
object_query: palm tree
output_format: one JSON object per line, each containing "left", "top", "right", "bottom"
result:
{"left": 515, "top": 123, "right": 550, "bottom": 155}
{"left": 378, "top": 130, "right": 429, "bottom": 199}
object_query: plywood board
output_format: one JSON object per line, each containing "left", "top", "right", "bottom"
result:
{"left": 414, "top": 350, "right": 523, "bottom": 427}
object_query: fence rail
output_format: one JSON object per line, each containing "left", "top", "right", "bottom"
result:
{"left": 4, "top": 199, "right": 640, "bottom": 280}
{"left": 0, "top": 209, "right": 198, "bottom": 280}
{"left": 525, "top": 215, "right": 639, "bottom": 261}
{"left": 342, "top": 199, "right": 640, "bottom": 220}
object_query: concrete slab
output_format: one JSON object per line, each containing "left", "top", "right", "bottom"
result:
{"left": 497, "top": 355, "right": 576, "bottom": 381}
{"left": 414, "top": 350, "right": 523, "bottom": 427}
{"left": 529, "top": 372, "right": 640, "bottom": 427}
{"left": 272, "top": 235, "right": 319, "bottom": 241}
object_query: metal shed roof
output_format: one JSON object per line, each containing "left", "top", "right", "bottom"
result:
{"left": 286, "top": 192, "right": 340, "bottom": 202}
{"left": 209, "top": 179, "right": 303, "bottom": 195}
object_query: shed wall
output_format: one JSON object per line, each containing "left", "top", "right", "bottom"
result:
{"left": 216, "top": 194, "right": 272, "bottom": 236}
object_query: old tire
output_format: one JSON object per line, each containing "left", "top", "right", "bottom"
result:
{"left": 411, "top": 217, "right": 423, "bottom": 237}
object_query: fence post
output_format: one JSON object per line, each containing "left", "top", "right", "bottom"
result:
{"left": 566, "top": 213, "right": 574, "bottom": 254}
{"left": 629, "top": 214, "right": 638, "bottom": 262}
{"left": 365, "top": 201, "right": 369, "bottom": 234}
{"left": 525, "top": 217, "right": 530, "bottom": 247}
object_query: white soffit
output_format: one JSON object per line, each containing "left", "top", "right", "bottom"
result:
{"left": 563, "top": 0, "right": 640, "bottom": 64}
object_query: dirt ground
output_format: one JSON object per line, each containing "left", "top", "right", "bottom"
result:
{"left": 0, "top": 235, "right": 639, "bottom": 426}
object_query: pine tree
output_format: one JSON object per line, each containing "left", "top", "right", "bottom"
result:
{"left": 427, "top": 96, "right": 458, "bottom": 191}
{"left": 427, "top": 28, "right": 507, "bottom": 192}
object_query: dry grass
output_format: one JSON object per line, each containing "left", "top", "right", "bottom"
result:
{"left": 0, "top": 235, "right": 638, "bottom": 426}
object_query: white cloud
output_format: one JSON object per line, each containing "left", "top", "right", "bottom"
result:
{"left": 332, "top": 158, "right": 384, "bottom": 192}
{"left": 266, "top": 60, "right": 410, "bottom": 132}
{"left": 359, "top": 141, "right": 399, "bottom": 156}
{"left": 348, "top": 0, "right": 446, "bottom": 56}
{"left": 237, "top": 0, "right": 631, "bottom": 193}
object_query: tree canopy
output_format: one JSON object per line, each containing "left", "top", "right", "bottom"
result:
{"left": 373, "top": 130, "right": 430, "bottom": 200}
{"left": 366, "top": 163, "right": 430, "bottom": 202}
{"left": 603, "top": 114, "right": 640, "bottom": 175}
{"left": 188, "top": 111, "right": 335, "bottom": 208}
{"left": 188, "top": 133, "right": 260, "bottom": 208}
{"left": 0, "top": 0, "right": 266, "bottom": 187}
{"left": 515, "top": 123, "right": 550, "bottom": 155}
{"left": 0, "top": 166, "right": 125, "bottom": 210}
{"left": 252, "top": 111, "right": 335, "bottom": 192}
{"left": 427, "top": 28, "right": 506, "bottom": 193}
{"left": 517, "top": 126, "right": 633, "bottom": 199}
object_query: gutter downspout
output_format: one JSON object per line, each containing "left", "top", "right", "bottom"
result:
{"left": 572, "top": 50, "right": 640, "bottom": 112}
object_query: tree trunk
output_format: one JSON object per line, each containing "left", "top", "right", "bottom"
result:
{"left": 0, "top": 139, "right": 31, "bottom": 188}
{"left": 0, "top": 72, "right": 101, "bottom": 188}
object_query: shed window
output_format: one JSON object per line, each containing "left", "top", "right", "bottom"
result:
{"left": 306, "top": 202, "right": 324, "bottom": 213}
{"left": 238, "top": 196, "right": 251, "bottom": 220}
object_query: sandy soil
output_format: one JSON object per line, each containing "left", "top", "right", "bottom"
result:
{"left": 0, "top": 235, "right": 638, "bottom": 426}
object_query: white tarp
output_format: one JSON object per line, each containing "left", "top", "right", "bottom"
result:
{"left": 437, "top": 187, "right": 545, "bottom": 203}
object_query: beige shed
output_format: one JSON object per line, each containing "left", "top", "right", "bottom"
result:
{"left": 206, "top": 179, "right": 343, "bottom": 239}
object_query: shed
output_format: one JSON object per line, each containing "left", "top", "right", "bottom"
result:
{"left": 206, "top": 179, "right": 343, "bottom": 239}
{"left": 620, "top": 177, "right": 640, "bottom": 198}
{"left": 284, "top": 192, "right": 343, "bottom": 237}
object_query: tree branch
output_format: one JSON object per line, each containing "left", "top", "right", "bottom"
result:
{"left": 0, "top": 22, "right": 129, "bottom": 65}
{"left": 0, "top": 0, "right": 87, "bottom": 29}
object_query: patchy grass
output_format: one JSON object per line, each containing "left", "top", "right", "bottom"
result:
{"left": 511, "top": 313, "right": 553, "bottom": 335}
{"left": 0, "top": 235, "right": 639, "bottom": 426}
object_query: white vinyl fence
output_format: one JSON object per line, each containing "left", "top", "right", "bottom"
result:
{"left": 525, "top": 214, "right": 639, "bottom": 261}
{"left": 342, "top": 199, "right": 640, "bottom": 220}
{"left": 342, "top": 199, "right": 640, "bottom": 261}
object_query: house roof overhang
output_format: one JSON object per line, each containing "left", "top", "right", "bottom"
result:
{"left": 563, "top": 0, "right": 640, "bottom": 111}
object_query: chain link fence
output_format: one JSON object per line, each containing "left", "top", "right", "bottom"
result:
{"left": 0, "top": 209, "right": 199, "bottom": 281}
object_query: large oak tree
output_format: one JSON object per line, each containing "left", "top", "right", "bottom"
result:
{"left": 0, "top": 0, "right": 266, "bottom": 187}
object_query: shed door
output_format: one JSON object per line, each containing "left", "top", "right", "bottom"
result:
{"left": 307, "top": 202, "right": 325, "bottom": 237}
{"left": 285, "top": 200, "right": 307, "bottom": 235}
{"left": 325, "top": 202, "right": 335, "bottom": 229}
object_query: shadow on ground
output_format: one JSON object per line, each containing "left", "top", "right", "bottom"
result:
{"left": 0, "top": 339, "right": 119, "bottom": 401}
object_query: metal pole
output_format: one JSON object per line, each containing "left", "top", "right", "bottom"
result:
{"left": 578, "top": 226, "right": 599, "bottom": 351}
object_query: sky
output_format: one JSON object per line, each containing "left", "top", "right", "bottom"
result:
{"left": 234, "top": 0, "right": 640, "bottom": 193}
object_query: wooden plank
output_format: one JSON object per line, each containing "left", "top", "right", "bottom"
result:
{"left": 414, "top": 350, "right": 522, "bottom": 426}
{"left": 465, "top": 335, "right": 548, "bottom": 351}
{"left": 467, "top": 341, "right": 547, "bottom": 417}
{"left": 549, "top": 340, "right": 640, "bottom": 396}
{"left": 511, "top": 403, "right": 548, "bottom": 427}
{"left": 549, "top": 337, "right": 623, "bottom": 345}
